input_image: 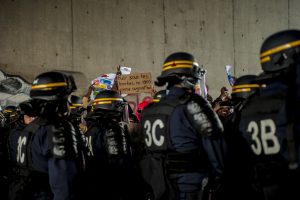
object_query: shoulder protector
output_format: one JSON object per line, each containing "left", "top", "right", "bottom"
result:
{"left": 185, "top": 94, "right": 224, "bottom": 138}
{"left": 47, "top": 120, "right": 78, "bottom": 159}
{"left": 103, "top": 120, "right": 131, "bottom": 156}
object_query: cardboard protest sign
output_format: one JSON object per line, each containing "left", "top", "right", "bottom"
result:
{"left": 117, "top": 72, "right": 153, "bottom": 94}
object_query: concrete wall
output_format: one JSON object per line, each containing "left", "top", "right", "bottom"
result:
{"left": 0, "top": 0, "right": 299, "bottom": 98}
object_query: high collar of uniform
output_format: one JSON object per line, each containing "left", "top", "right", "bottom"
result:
{"left": 167, "top": 86, "right": 186, "bottom": 96}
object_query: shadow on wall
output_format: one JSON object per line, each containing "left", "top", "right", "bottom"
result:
{"left": 0, "top": 69, "right": 88, "bottom": 108}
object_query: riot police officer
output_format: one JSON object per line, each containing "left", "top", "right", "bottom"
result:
{"left": 140, "top": 52, "right": 225, "bottom": 200}
{"left": 221, "top": 75, "right": 263, "bottom": 200}
{"left": 239, "top": 29, "right": 300, "bottom": 200}
{"left": 220, "top": 74, "right": 262, "bottom": 130}
{"left": 84, "top": 89, "right": 143, "bottom": 200}
{"left": 68, "top": 95, "right": 87, "bottom": 133}
{"left": 7, "top": 71, "right": 85, "bottom": 200}
{"left": 0, "top": 105, "right": 21, "bottom": 200}
{"left": 1, "top": 106, "right": 20, "bottom": 130}
{"left": 7, "top": 99, "right": 38, "bottom": 200}
{"left": 0, "top": 110, "right": 8, "bottom": 200}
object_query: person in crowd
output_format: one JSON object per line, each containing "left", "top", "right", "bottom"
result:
{"left": 68, "top": 95, "right": 87, "bottom": 133}
{"left": 84, "top": 89, "right": 146, "bottom": 200}
{"left": 7, "top": 99, "right": 38, "bottom": 200}
{"left": 0, "top": 111, "right": 8, "bottom": 200}
{"left": 212, "top": 87, "right": 231, "bottom": 107}
{"left": 205, "top": 85, "right": 214, "bottom": 105}
{"left": 221, "top": 74, "right": 262, "bottom": 200}
{"left": 135, "top": 98, "right": 152, "bottom": 121}
{"left": 213, "top": 102, "right": 233, "bottom": 122}
{"left": 139, "top": 52, "right": 226, "bottom": 200}
{"left": 212, "top": 86, "right": 233, "bottom": 121}
{"left": 213, "top": 87, "right": 231, "bottom": 104}
{"left": 1, "top": 106, "right": 20, "bottom": 130}
{"left": 0, "top": 105, "right": 21, "bottom": 200}
{"left": 7, "top": 71, "right": 85, "bottom": 200}
{"left": 238, "top": 29, "right": 300, "bottom": 200}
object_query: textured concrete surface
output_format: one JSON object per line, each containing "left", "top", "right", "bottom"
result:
{"left": 0, "top": 0, "right": 298, "bottom": 98}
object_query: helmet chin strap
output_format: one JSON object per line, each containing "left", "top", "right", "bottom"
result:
{"left": 272, "top": 52, "right": 295, "bottom": 70}
{"left": 179, "top": 76, "right": 197, "bottom": 90}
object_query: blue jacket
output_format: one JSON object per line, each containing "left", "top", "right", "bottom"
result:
{"left": 8, "top": 118, "right": 82, "bottom": 200}
{"left": 31, "top": 125, "right": 80, "bottom": 200}
{"left": 167, "top": 87, "right": 226, "bottom": 192}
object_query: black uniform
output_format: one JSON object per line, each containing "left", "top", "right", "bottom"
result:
{"left": 238, "top": 29, "right": 300, "bottom": 200}
{"left": 140, "top": 51, "right": 225, "bottom": 200}
{"left": 239, "top": 77, "right": 299, "bottom": 200}
{"left": 0, "top": 124, "right": 10, "bottom": 200}
{"left": 84, "top": 90, "right": 143, "bottom": 200}
{"left": 8, "top": 115, "right": 85, "bottom": 200}
{"left": 1, "top": 106, "right": 20, "bottom": 200}
{"left": 221, "top": 75, "right": 261, "bottom": 200}
{"left": 85, "top": 118, "right": 136, "bottom": 199}
{"left": 140, "top": 87, "right": 225, "bottom": 200}
{"left": 7, "top": 71, "right": 85, "bottom": 200}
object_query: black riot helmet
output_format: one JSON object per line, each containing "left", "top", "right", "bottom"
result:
{"left": 155, "top": 52, "right": 205, "bottom": 89}
{"left": 92, "top": 90, "right": 125, "bottom": 115}
{"left": 260, "top": 29, "right": 300, "bottom": 73}
{"left": 2, "top": 105, "right": 20, "bottom": 126}
{"left": 152, "top": 90, "right": 167, "bottom": 103}
{"left": 68, "top": 95, "right": 84, "bottom": 116}
{"left": 19, "top": 99, "right": 39, "bottom": 117}
{"left": 30, "top": 71, "right": 77, "bottom": 101}
{"left": 231, "top": 75, "right": 261, "bottom": 101}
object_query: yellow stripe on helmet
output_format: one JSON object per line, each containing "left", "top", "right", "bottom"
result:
{"left": 31, "top": 82, "right": 67, "bottom": 90}
{"left": 163, "top": 60, "right": 195, "bottom": 68}
{"left": 260, "top": 56, "right": 271, "bottom": 64}
{"left": 162, "top": 60, "right": 199, "bottom": 72}
{"left": 260, "top": 40, "right": 300, "bottom": 58}
{"left": 93, "top": 98, "right": 123, "bottom": 102}
{"left": 232, "top": 88, "right": 251, "bottom": 93}
{"left": 232, "top": 84, "right": 261, "bottom": 89}
{"left": 162, "top": 65, "right": 193, "bottom": 72}
{"left": 93, "top": 101, "right": 112, "bottom": 105}
{"left": 71, "top": 103, "right": 83, "bottom": 107}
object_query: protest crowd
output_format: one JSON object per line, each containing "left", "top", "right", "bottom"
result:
{"left": 1, "top": 28, "right": 300, "bottom": 200}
